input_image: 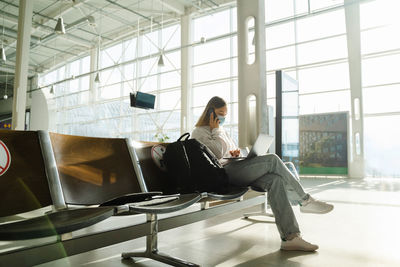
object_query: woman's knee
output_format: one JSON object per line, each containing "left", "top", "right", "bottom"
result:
{"left": 262, "top": 153, "right": 280, "bottom": 163}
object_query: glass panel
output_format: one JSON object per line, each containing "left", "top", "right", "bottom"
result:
{"left": 194, "top": 38, "right": 231, "bottom": 65}
{"left": 101, "top": 43, "right": 123, "bottom": 68}
{"left": 297, "top": 36, "right": 348, "bottom": 65}
{"left": 80, "top": 76, "right": 89, "bottom": 91}
{"left": 192, "top": 82, "right": 231, "bottom": 107}
{"left": 95, "top": 101, "right": 121, "bottom": 120}
{"left": 246, "top": 17, "right": 255, "bottom": 65}
{"left": 265, "top": 0, "right": 294, "bottom": 23}
{"left": 266, "top": 46, "right": 296, "bottom": 71}
{"left": 160, "top": 71, "right": 180, "bottom": 89}
{"left": 69, "top": 79, "right": 79, "bottom": 93}
{"left": 101, "top": 68, "right": 122, "bottom": 86}
{"left": 297, "top": 62, "right": 350, "bottom": 94}
{"left": 309, "top": 0, "right": 343, "bottom": 11}
{"left": 139, "top": 76, "right": 157, "bottom": 92}
{"left": 299, "top": 90, "right": 350, "bottom": 115}
{"left": 122, "top": 38, "right": 137, "bottom": 61}
{"left": 360, "top": 0, "right": 400, "bottom": 30}
{"left": 363, "top": 84, "right": 400, "bottom": 114}
{"left": 64, "top": 94, "right": 79, "bottom": 107}
{"left": 159, "top": 111, "right": 180, "bottom": 130}
{"left": 68, "top": 60, "right": 80, "bottom": 77}
{"left": 141, "top": 57, "right": 158, "bottom": 76}
{"left": 159, "top": 90, "right": 181, "bottom": 111}
{"left": 193, "top": 59, "right": 231, "bottom": 83}
{"left": 265, "top": 21, "right": 295, "bottom": 49}
{"left": 162, "top": 25, "right": 180, "bottom": 50}
{"left": 80, "top": 91, "right": 89, "bottom": 105}
{"left": 141, "top": 31, "right": 159, "bottom": 57}
{"left": 162, "top": 51, "right": 181, "bottom": 72}
{"left": 296, "top": 10, "right": 346, "bottom": 43}
{"left": 81, "top": 56, "right": 90, "bottom": 74}
{"left": 138, "top": 112, "right": 159, "bottom": 132}
{"left": 99, "top": 83, "right": 121, "bottom": 99}
{"left": 362, "top": 54, "right": 400, "bottom": 87}
{"left": 364, "top": 115, "right": 400, "bottom": 177}
{"left": 194, "top": 9, "right": 230, "bottom": 41}
{"left": 361, "top": 26, "right": 400, "bottom": 55}
{"left": 64, "top": 106, "right": 94, "bottom": 123}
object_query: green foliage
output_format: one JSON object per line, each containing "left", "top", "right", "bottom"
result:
{"left": 154, "top": 132, "right": 170, "bottom": 143}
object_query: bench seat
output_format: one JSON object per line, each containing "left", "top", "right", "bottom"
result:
{"left": 0, "top": 207, "right": 115, "bottom": 241}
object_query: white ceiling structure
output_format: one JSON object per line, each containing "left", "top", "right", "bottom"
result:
{"left": 0, "top": 0, "right": 234, "bottom": 99}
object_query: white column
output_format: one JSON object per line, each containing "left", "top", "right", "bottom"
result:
{"left": 345, "top": 0, "right": 365, "bottom": 178}
{"left": 237, "top": 0, "right": 268, "bottom": 148}
{"left": 180, "top": 12, "right": 193, "bottom": 134}
{"left": 12, "top": 0, "right": 33, "bottom": 130}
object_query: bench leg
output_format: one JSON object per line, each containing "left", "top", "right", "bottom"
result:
{"left": 243, "top": 193, "right": 274, "bottom": 219}
{"left": 121, "top": 214, "right": 199, "bottom": 267}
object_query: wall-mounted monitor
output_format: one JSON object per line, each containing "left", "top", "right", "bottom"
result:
{"left": 130, "top": 92, "right": 156, "bottom": 110}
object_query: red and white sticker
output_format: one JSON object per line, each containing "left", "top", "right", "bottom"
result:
{"left": 0, "top": 140, "right": 11, "bottom": 176}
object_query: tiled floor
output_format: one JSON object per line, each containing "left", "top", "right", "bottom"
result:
{"left": 36, "top": 178, "right": 400, "bottom": 267}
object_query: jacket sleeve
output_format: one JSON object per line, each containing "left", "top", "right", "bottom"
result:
{"left": 192, "top": 128, "right": 229, "bottom": 159}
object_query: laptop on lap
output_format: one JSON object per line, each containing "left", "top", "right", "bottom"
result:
{"left": 224, "top": 134, "right": 274, "bottom": 160}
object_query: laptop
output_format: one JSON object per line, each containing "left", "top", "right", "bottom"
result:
{"left": 224, "top": 134, "right": 274, "bottom": 160}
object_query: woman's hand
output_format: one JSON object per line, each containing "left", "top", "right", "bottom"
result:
{"left": 229, "top": 149, "right": 240, "bottom": 157}
{"left": 209, "top": 112, "right": 220, "bottom": 130}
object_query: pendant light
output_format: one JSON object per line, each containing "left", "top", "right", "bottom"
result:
{"left": 54, "top": 4, "right": 65, "bottom": 34}
{"left": 0, "top": 46, "right": 5, "bottom": 62}
{"left": 157, "top": 53, "right": 164, "bottom": 67}
{"left": 50, "top": 85, "right": 54, "bottom": 94}
{"left": 157, "top": 1, "right": 165, "bottom": 67}
{"left": 94, "top": 72, "right": 100, "bottom": 83}
{"left": 54, "top": 17, "right": 66, "bottom": 34}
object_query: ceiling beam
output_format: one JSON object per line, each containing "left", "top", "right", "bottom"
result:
{"left": 154, "top": 0, "right": 185, "bottom": 15}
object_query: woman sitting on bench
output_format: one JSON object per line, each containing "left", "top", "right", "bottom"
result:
{"left": 191, "top": 96, "right": 334, "bottom": 252}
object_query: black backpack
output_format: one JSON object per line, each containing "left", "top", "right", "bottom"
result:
{"left": 163, "top": 133, "right": 229, "bottom": 193}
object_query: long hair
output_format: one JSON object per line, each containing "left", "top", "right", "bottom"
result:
{"left": 195, "top": 96, "right": 227, "bottom": 127}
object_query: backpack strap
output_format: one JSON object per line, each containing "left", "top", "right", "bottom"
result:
{"left": 178, "top": 132, "right": 190, "bottom": 141}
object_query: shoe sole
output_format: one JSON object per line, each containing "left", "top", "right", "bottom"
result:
{"left": 300, "top": 206, "right": 334, "bottom": 214}
{"left": 280, "top": 246, "right": 318, "bottom": 252}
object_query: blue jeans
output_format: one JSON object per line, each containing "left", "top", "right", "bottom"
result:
{"left": 224, "top": 154, "right": 309, "bottom": 240}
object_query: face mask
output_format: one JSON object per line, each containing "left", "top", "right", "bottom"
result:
{"left": 217, "top": 115, "right": 226, "bottom": 125}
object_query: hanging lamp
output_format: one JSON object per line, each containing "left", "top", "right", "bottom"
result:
{"left": 158, "top": 53, "right": 164, "bottom": 67}
{"left": 0, "top": 46, "right": 5, "bottom": 62}
{"left": 94, "top": 72, "right": 100, "bottom": 83}
{"left": 55, "top": 17, "right": 66, "bottom": 34}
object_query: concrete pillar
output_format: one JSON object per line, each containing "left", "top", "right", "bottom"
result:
{"left": 180, "top": 12, "right": 193, "bottom": 134}
{"left": 237, "top": 0, "right": 268, "bottom": 148}
{"left": 30, "top": 75, "right": 49, "bottom": 131}
{"left": 345, "top": 0, "right": 365, "bottom": 178}
{"left": 12, "top": 0, "right": 33, "bottom": 130}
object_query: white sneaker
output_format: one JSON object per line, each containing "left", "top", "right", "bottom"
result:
{"left": 281, "top": 236, "right": 319, "bottom": 252}
{"left": 300, "top": 196, "right": 334, "bottom": 214}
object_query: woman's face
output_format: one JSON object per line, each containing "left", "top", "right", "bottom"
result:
{"left": 214, "top": 105, "right": 227, "bottom": 117}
